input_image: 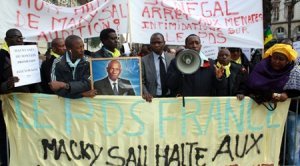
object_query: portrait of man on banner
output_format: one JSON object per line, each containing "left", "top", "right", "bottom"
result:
{"left": 91, "top": 57, "right": 141, "bottom": 96}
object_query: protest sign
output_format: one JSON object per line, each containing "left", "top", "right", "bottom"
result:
{"left": 201, "top": 46, "right": 219, "bottom": 59}
{"left": 1, "top": 93, "right": 289, "bottom": 165}
{"left": 129, "top": 0, "right": 263, "bottom": 48}
{"left": 9, "top": 45, "right": 41, "bottom": 87}
{"left": 0, "top": 0, "right": 128, "bottom": 42}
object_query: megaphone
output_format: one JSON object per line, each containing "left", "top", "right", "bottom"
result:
{"left": 176, "top": 49, "right": 201, "bottom": 74}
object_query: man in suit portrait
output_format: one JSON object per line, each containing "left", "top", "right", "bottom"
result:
{"left": 94, "top": 60, "right": 135, "bottom": 95}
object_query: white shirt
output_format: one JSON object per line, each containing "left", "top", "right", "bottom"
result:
{"left": 108, "top": 78, "right": 118, "bottom": 92}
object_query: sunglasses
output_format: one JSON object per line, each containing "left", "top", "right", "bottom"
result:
{"left": 7, "top": 35, "right": 25, "bottom": 40}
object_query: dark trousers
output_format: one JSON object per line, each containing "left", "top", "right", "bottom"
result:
{"left": 0, "top": 100, "right": 7, "bottom": 166}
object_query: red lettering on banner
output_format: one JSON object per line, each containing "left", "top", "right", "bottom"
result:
{"left": 28, "top": 13, "right": 40, "bottom": 29}
{"left": 163, "top": 7, "right": 174, "bottom": 20}
{"left": 228, "top": 27, "right": 248, "bottom": 35}
{"left": 145, "top": 0, "right": 158, "bottom": 5}
{"left": 152, "top": 7, "right": 163, "bottom": 19}
{"left": 198, "top": 31, "right": 226, "bottom": 44}
{"left": 52, "top": 17, "right": 67, "bottom": 30}
{"left": 94, "top": 22, "right": 101, "bottom": 33}
{"left": 213, "top": 1, "right": 224, "bottom": 16}
{"left": 66, "top": 18, "right": 76, "bottom": 29}
{"left": 201, "top": 1, "right": 239, "bottom": 17}
{"left": 186, "top": 2, "right": 197, "bottom": 15}
{"left": 119, "top": 4, "right": 126, "bottom": 18}
{"left": 100, "top": 4, "right": 127, "bottom": 21}
{"left": 34, "top": 0, "right": 44, "bottom": 11}
{"left": 113, "top": 19, "right": 120, "bottom": 31}
{"left": 15, "top": 11, "right": 25, "bottom": 27}
{"left": 38, "top": 30, "right": 72, "bottom": 42}
{"left": 176, "top": 32, "right": 184, "bottom": 42}
{"left": 142, "top": 7, "right": 151, "bottom": 18}
{"left": 225, "top": 1, "right": 238, "bottom": 16}
{"left": 225, "top": 13, "right": 263, "bottom": 27}
{"left": 17, "top": 0, "right": 44, "bottom": 11}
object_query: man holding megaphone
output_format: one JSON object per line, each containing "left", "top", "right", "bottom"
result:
{"left": 166, "top": 34, "right": 225, "bottom": 97}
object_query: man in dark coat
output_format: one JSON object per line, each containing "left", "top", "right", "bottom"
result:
{"left": 40, "top": 38, "right": 66, "bottom": 94}
{"left": 92, "top": 28, "right": 122, "bottom": 58}
{"left": 166, "top": 34, "right": 225, "bottom": 96}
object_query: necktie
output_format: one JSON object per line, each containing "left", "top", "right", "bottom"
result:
{"left": 113, "top": 83, "right": 118, "bottom": 95}
{"left": 159, "top": 56, "right": 167, "bottom": 96}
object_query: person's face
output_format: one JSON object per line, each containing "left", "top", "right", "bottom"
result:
{"left": 53, "top": 39, "right": 66, "bottom": 55}
{"left": 217, "top": 49, "right": 231, "bottom": 65}
{"left": 150, "top": 35, "right": 165, "bottom": 55}
{"left": 185, "top": 36, "right": 201, "bottom": 53}
{"left": 107, "top": 62, "right": 121, "bottom": 81}
{"left": 103, "top": 32, "right": 118, "bottom": 50}
{"left": 229, "top": 48, "right": 241, "bottom": 61}
{"left": 70, "top": 39, "right": 84, "bottom": 59}
{"left": 5, "top": 30, "right": 24, "bottom": 46}
{"left": 270, "top": 52, "right": 290, "bottom": 71}
{"left": 141, "top": 45, "right": 151, "bottom": 55}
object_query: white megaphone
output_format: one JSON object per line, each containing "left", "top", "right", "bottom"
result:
{"left": 176, "top": 49, "right": 201, "bottom": 74}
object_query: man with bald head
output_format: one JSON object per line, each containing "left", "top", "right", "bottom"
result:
{"left": 40, "top": 38, "right": 66, "bottom": 94}
{"left": 214, "top": 48, "right": 247, "bottom": 98}
{"left": 94, "top": 60, "right": 135, "bottom": 95}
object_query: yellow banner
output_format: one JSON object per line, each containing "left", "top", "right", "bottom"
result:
{"left": 1, "top": 93, "right": 290, "bottom": 165}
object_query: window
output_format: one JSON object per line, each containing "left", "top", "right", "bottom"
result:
{"left": 277, "top": 27, "right": 285, "bottom": 33}
{"left": 273, "top": 6, "right": 280, "bottom": 21}
{"left": 276, "top": 27, "right": 286, "bottom": 39}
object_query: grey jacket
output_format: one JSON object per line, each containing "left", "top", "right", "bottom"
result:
{"left": 142, "top": 52, "right": 173, "bottom": 97}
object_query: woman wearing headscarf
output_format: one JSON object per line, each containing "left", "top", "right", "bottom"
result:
{"left": 245, "top": 43, "right": 298, "bottom": 105}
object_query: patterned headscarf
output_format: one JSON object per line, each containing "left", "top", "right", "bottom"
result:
{"left": 263, "top": 43, "right": 297, "bottom": 62}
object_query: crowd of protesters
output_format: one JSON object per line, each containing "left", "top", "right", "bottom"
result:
{"left": 0, "top": 27, "right": 299, "bottom": 165}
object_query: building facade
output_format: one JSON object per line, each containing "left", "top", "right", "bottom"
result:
{"left": 271, "top": 0, "right": 300, "bottom": 41}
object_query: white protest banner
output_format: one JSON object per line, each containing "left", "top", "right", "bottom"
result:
{"left": 9, "top": 45, "right": 41, "bottom": 87}
{"left": 129, "top": 0, "right": 263, "bottom": 48}
{"left": 0, "top": 0, "right": 128, "bottom": 42}
{"left": 201, "top": 46, "right": 219, "bottom": 59}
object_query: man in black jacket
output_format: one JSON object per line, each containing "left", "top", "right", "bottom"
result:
{"left": 40, "top": 38, "right": 65, "bottom": 94}
{"left": 49, "top": 35, "right": 97, "bottom": 98}
{"left": 92, "top": 28, "right": 122, "bottom": 58}
{"left": 166, "top": 34, "right": 225, "bottom": 96}
{"left": 214, "top": 48, "right": 248, "bottom": 98}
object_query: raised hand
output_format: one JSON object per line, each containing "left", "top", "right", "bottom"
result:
{"left": 214, "top": 65, "right": 224, "bottom": 79}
